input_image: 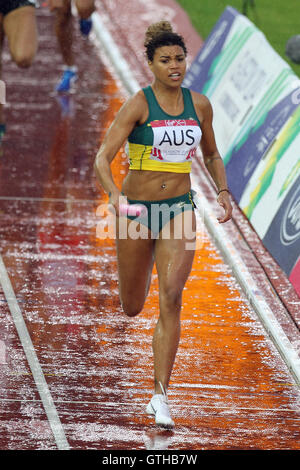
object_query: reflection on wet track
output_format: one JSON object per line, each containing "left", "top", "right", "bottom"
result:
{"left": 0, "top": 8, "right": 299, "bottom": 450}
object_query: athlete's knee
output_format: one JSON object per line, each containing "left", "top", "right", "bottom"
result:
{"left": 121, "top": 298, "right": 144, "bottom": 318}
{"left": 13, "top": 51, "right": 34, "bottom": 68}
{"left": 160, "top": 285, "right": 182, "bottom": 311}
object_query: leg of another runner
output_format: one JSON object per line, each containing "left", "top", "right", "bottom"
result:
{"left": 75, "top": 0, "right": 95, "bottom": 37}
{"left": 53, "top": 0, "right": 74, "bottom": 68}
{"left": 3, "top": 5, "right": 38, "bottom": 68}
{"left": 51, "top": 0, "right": 78, "bottom": 92}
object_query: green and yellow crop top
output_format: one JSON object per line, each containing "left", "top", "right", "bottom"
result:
{"left": 127, "top": 86, "right": 202, "bottom": 173}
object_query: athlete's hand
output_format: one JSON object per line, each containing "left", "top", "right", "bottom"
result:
{"left": 108, "top": 191, "right": 128, "bottom": 217}
{"left": 217, "top": 191, "right": 232, "bottom": 223}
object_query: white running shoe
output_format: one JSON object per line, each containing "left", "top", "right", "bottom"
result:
{"left": 146, "top": 384, "right": 174, "bottom": 428}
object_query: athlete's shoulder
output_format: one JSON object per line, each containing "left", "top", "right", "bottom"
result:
{"left": 117, "top": 89, "right": 148, "bottom": 121}
{"left": 189, "top": 90, "right": 211, "bottom": 108}
{"left": 129, "top": 89, "right": 149, "bottom": 124}
{"left": 189, "top": 91, "right": 213, "bottom": 121}
{"left": 132, "top": 89, "right": 149, "bottom": 105}
{"left": 123, "top": 89, "right": 148, "bottom": 112}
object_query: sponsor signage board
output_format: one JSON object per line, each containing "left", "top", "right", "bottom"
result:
{"left": 185, "top": 7, "right": 300, "bottom": 297}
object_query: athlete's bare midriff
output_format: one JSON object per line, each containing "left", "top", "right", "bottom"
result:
{"left": 121, "top": 169, "right": 191, "bottom": 200}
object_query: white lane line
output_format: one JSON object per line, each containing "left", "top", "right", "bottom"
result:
{"left": 91, "top": 8, "right": 140, "bottom": 96}
{"left": 7, "top": 252, "right": 107, "bottom": 263}
{"left": 0, "top": 196, "right": 96, "bottom": 203}
{"left": 91, "top": 10, "right": 300, "bottom": 387}
{"left": 0, "top": 255, "right": 70, "bottom": 450}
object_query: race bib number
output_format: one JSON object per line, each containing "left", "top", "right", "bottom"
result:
{"left": 150, "top": 119, "right": 202, "bottom": 163}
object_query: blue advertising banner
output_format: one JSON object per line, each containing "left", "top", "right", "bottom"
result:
{"left": 183, "top": 6, "right": 240, "bottom": 94}
{"left": 226, "top": 90, "right": 300, "bottom": 202}
{"left": 262, "top": 173, "right": 300, "bottom": 278}
{"left": 240, "top": 105, "right": 300, "bottom": 237}
{"left": 185, "top": 6, "right": 300, "bottom": 297}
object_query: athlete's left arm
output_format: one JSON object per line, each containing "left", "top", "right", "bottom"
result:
{"left": 195, "top": 93, "right": 232, "bottom": 223}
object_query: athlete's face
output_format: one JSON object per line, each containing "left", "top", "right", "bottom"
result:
{"left": 149, "top": 45, "right": 186, "bottom": 87}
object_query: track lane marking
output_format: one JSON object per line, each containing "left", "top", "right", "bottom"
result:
{"left": 0, "top": 254, "right": 70, "bottom": 450}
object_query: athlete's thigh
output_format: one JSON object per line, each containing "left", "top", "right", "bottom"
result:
{"left": 154, "top": 210, "right": 196, "bottom": 294}
{"left": 3, "top": 6, "right": 37, "bottom": 63}
{"left": 116, "top": 218, "right": 155, "bottom": 306}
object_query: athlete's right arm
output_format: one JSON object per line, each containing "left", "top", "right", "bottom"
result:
{"left": 94, "top": 91, "right": 147, "bottom": 214}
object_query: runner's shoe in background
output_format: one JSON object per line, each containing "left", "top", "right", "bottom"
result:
{"left": 79, "top": 17, "right": 93, "bottom": 36}
{"left": 55, "top": 67, "right": 78, "bottom": 93}
{"left": 0, "top": 124, "right": 5, "bottom": 142}
{"left": 0, "top": 124, "right": 6, "bottom": 157}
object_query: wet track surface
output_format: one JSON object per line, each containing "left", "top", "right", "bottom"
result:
{"left": 0, "top": 7, "right": 300, "bottom": 450}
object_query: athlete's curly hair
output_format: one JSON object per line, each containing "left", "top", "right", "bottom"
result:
{"left": 144, "top": 21, "right": 187, "bottom": 62}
